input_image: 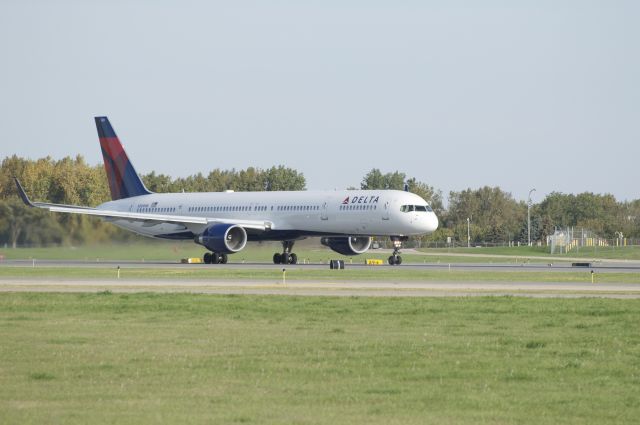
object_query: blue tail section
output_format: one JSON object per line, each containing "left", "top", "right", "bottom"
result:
{"left": 95, "top": 117, "right": 151, "bottom": 200}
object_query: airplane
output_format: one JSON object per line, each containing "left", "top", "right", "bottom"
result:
{"left": 15, "top": 117, "right": 438, "bottom": 265}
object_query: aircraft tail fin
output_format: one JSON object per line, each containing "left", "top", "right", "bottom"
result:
{"left": 95, "top": 116, "right": 151, "bottom": 200}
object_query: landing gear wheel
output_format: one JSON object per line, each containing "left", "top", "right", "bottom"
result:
{"left": 211, "top": 252, "right": 220, "bottom": 264}
{"left": 204, "top": 252, "right": 212, "bottom": 264}
{"left": 274, "top": 241, "right": 297, "bottom": 265}
{"left": 219, "top": 253, "right": 228, "bottom": 264}
{"left": 388, "top": 255, "right": 402, "bottom": 265}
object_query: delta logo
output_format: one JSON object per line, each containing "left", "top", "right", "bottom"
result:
{"left": 342, "top": 195, "right": 380, "bottom": 205}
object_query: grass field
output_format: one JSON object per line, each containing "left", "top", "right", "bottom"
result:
{"left": 0, "top": 243, "right": 543, "bottom": 265}
{"left": 1, "top": 294, "right": 639, "bottom": 424}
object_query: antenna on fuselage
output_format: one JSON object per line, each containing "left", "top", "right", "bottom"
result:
{"left": 403, "top": 183, "right": 409, "bottom": 192}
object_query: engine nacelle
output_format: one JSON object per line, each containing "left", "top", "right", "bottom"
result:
{"left": 321, "top": 236, "right": 372, "bottom": 256}
{"left": 195, "top": 223, "right": 247, "bottom": 253}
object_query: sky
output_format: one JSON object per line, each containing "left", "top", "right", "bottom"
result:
{"left": 0, "top": 0, "right": 638, "bottom": 204}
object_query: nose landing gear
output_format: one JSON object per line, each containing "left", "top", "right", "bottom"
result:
{"left": 388, "top": 236, "right": 406, "bottom": 265}
{"left": 273, "top": 240, "right": 298, "bottom": 265}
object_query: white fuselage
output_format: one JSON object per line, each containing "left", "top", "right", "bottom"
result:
{"left": 98, "top": 189, "right": 438, "bottom": 240}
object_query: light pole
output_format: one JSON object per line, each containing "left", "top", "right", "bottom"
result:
{"left": 528, "top": 188, "right": 536, "bottom": 246}
{"left": 467, "top": 217, "right": 470, "bottom": 248}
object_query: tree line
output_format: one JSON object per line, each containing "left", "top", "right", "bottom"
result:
{"left": 360, "top": 170, "right": 640, "bottom": 245}
{"left": 0, "top": 155, "right": 304, "bottom": 247}
{"left": 1, "top": 155, "right": 638, "bottom": 247}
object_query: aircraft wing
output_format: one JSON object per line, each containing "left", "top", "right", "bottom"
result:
{"left": 14, "top": 178, "right": 268, "bottom": 231}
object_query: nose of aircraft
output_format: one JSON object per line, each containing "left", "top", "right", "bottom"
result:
{"left": 425, "top": 212, "right": 439, "bottom": 233}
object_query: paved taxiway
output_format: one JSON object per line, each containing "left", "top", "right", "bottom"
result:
{"left": 2, "top": 258, "right": 640, "bottom": 272}
{"left": 2, "top": 259, "right": 640, "bottom": 298}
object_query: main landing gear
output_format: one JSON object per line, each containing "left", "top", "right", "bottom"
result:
{"left": 203, "top": 252, "right": 228, "bottom": 264}
{"left": 273, "top": 240, "right": 298, "bottom": 265}
{"left": 388, "top": 236, "right": 406, "bottom": 266}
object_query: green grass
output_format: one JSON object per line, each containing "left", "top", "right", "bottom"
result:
{"left": 0, "top": 242, "right": 350, "bottom": 262}
{"left": 0, "top": 242, "right": 573, "bottom": 264}
{"left": 0, "top": 242, "right": 207, "bottom": 261}
{"left": 1, "top": 265, "right": 640, "bottom": 284}
{"left": 0, "top": 294, "right": 639, "bottom": 424}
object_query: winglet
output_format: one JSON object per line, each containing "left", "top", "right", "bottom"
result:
{"left": 14, "top": 178, "right": 36, "bottom": 207}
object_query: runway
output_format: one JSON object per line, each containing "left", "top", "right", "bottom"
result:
{"left": 3, "top": 258, "right": 640, "bottom": 272}
{"left": 2, "top": 258, "right": 640, "bottom": 298}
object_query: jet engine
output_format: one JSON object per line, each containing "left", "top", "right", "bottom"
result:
{"left": 321, "top": 236, "right": 372, "bottom": 256}
{"left": 195, "top": 223, "right": 247, "bottom": 253}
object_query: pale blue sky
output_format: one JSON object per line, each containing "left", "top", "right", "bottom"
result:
{"left": 1, "top": 1, "right": 638, "bottom": 202}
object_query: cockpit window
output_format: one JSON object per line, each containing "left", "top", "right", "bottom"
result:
{"left": 400, "top": 204, "right": 433, "bottom": 213}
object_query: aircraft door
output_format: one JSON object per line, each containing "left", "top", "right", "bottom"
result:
{"left": 321, "top": 201, "right": 328, "bottom": 220}
{"left": 382, "top": 201, "right": 390, "bottom": 220}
